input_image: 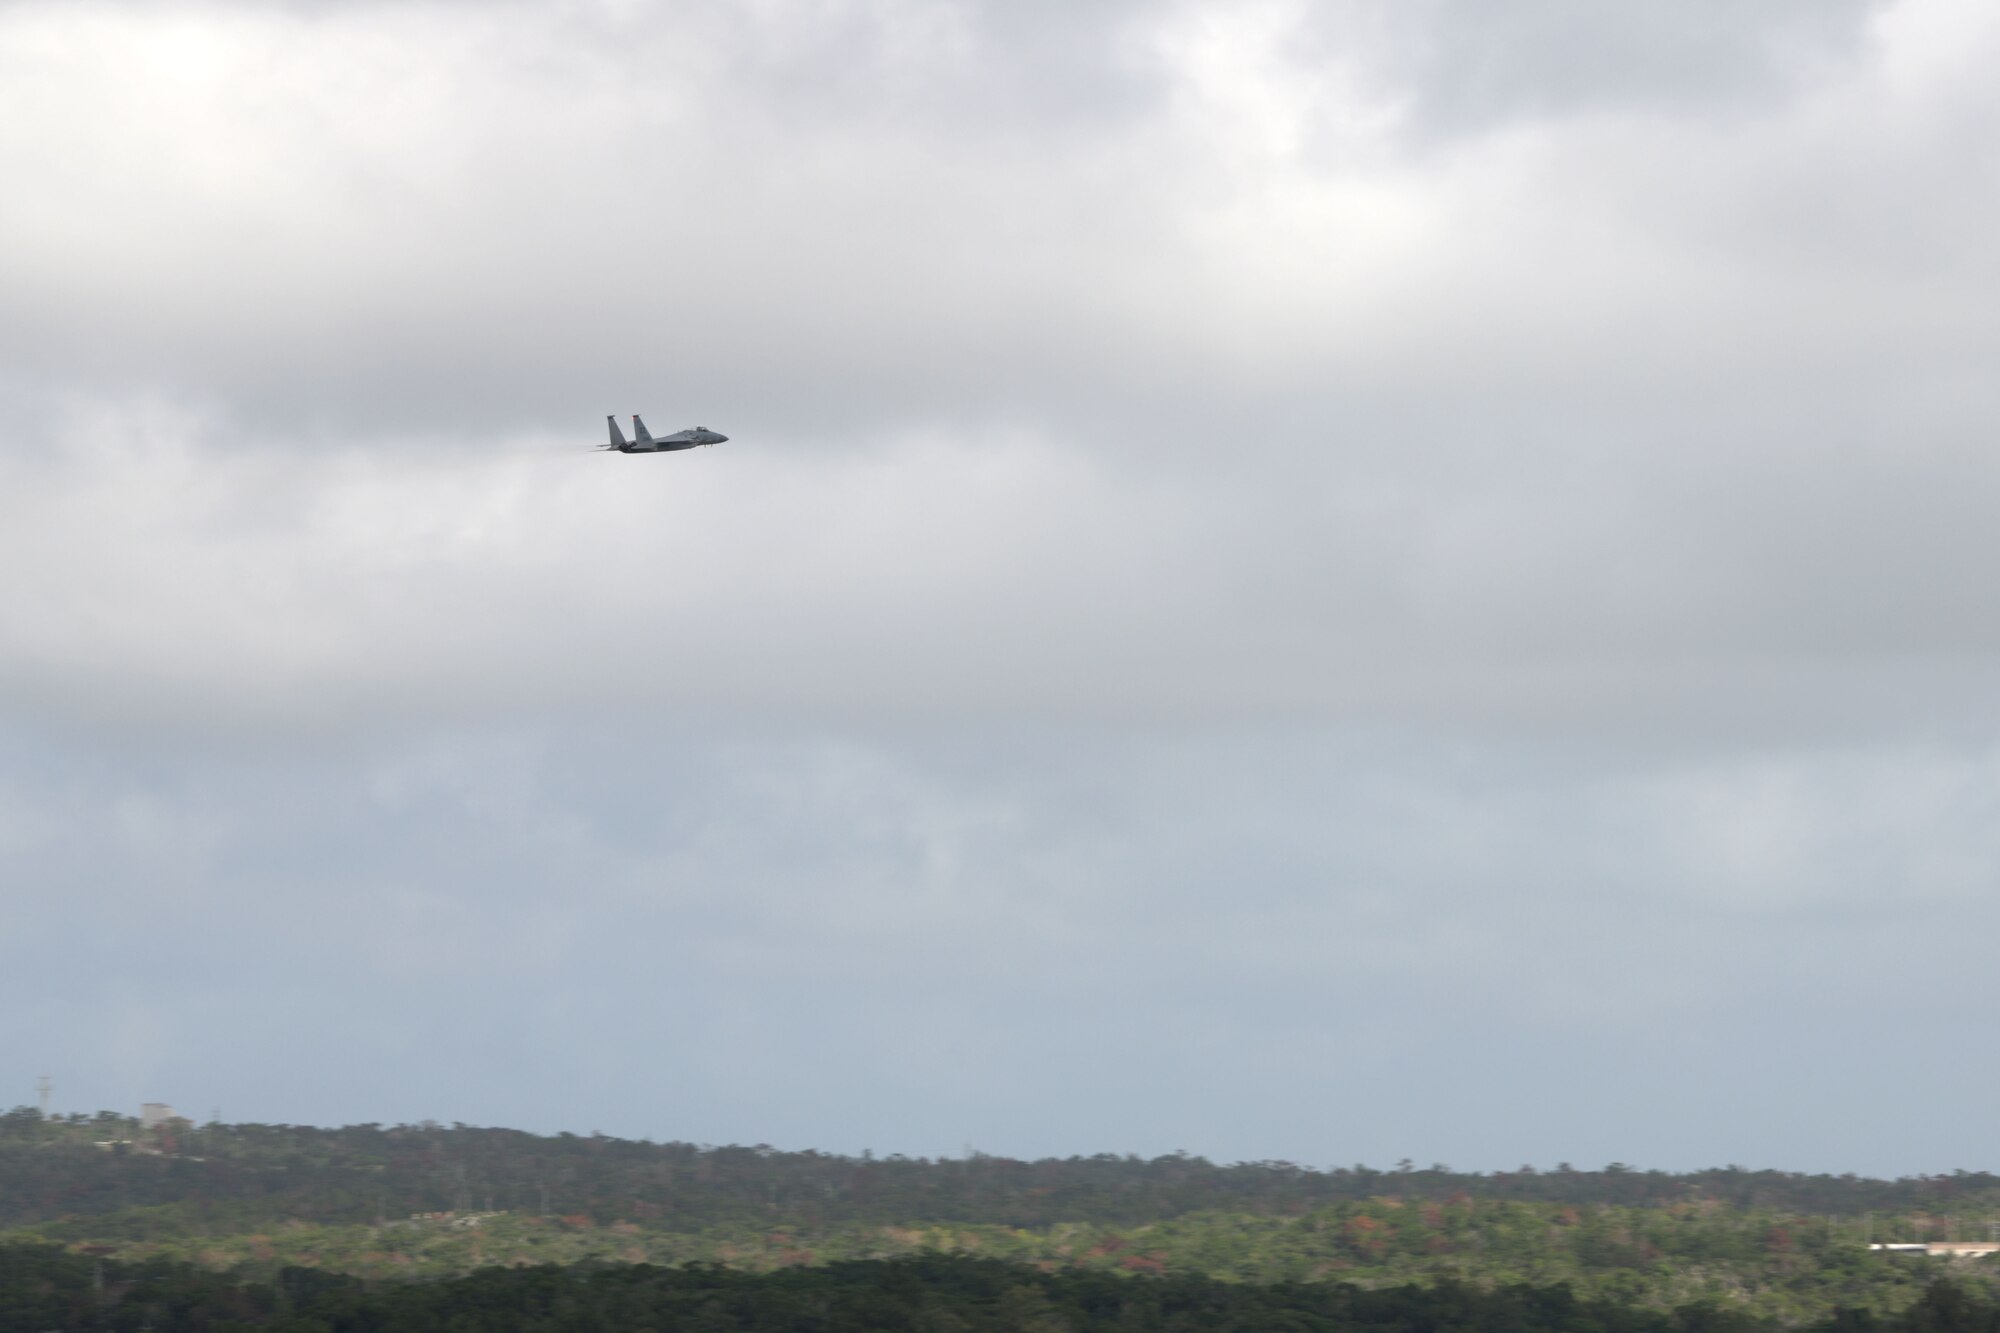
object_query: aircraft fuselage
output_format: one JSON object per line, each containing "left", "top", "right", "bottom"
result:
{"left": 605, "top": 415, "right": 727, "bottom": 453}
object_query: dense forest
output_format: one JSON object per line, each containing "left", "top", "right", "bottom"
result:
{"left": 7, "top": 1245, "right": 2000, "bottom": 1333}
{"left": 6, "top": 1110, "right": 1999, "bottom": 1328}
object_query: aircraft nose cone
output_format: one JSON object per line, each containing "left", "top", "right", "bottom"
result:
{"left": 713, "top": 434, "right": 728, "bottom": 443}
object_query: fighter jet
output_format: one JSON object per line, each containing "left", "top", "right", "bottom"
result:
{"left": 601, "top": 415, "right": 728, "bottom": 453}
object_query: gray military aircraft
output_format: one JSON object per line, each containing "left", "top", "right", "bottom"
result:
{"left": 600, "top": 415, "right": 728, "bottom": 454}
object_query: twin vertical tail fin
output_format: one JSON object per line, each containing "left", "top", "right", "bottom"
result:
{"left": 606, "top": 415, "right": 628, "bottom": 450}
{"left": 631, "top": 414, "right": 655, "bottom": 443}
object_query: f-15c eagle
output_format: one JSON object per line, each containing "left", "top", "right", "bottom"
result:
{"left": 601, "top": 415, "right": 728, "bottom": 453}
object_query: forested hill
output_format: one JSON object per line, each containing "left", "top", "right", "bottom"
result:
{"left": 6, "top": 1107, "right": 1998, "bottom": 1232}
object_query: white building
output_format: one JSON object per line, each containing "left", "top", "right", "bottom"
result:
{"left": 1869, "top": 1242, "right": 2000, "bottom": 1258}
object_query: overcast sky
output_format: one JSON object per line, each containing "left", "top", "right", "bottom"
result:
{"left": 5, "top": 0, "right": 2000, "bottom": 1177}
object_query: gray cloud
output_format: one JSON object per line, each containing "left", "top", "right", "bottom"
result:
{"left": 5, "top": 385, "right": 1998, "bottom": 749}
{"left": 4, "top": 0, "right": 2000, "bottom": 1170}
{"left": 1348, "top": 0, "right": 1889, "bottom": 136}
{"left": 6, "top": 722, "right": 1999, "bottom": 1171}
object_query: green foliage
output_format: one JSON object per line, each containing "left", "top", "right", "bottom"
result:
{"left": 9, "top": 1112, "right": 2000, "bottom": 1328}
{"left": 10, "top": 1200, "right": 1997, "bottom": 1325}
{"left": 8, "top": 1243, "right": 2000, "bottom": 1333}
{"left": 7, "top": 1110, "right": 2000, "bottom": 1234}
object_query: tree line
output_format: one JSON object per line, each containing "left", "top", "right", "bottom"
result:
{"left": 7, "top": 1109, "right": 1998, "bottom": 1234}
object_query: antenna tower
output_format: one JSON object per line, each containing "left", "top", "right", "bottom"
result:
{"left": 35, "top": 1074, "right": 51, "bottom": 1119}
